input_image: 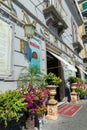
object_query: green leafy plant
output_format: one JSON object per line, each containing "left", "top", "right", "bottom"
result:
{"left": 0, "top": 90, "right": 26, "bottom": 127}
{"left": 76, "top": 78, "right": 83, "bottom": 83}
{"left": 18, "top": 66, "right": 48, "bottom": 116}
{"left": 76, "top": 87, "right": 83, "bottom": 94}
{"left": 18, "top": 66, "right": 46, "bottom": 88}
{"left": 44, "top": 72, "right": 62, "bottom": 86}
{"left": 81, "top": 91, "right": 87, "bottom": 97}
{"left": 68, "top": 76, "right": 77, "bottom": 84}
{"left": 75, "top": 82, "right": 87, "bottom": 98}
{"left": 84, "top": 80, "right": 87, "bottom": 84}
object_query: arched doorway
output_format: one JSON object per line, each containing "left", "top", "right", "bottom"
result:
{"left": 47, "top": 51, "right": 65, "bottom": 101}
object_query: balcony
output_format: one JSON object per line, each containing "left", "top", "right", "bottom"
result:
{"left": 73, "top": 35, "right": 84, "bottom": 53}
{"left": 43, "top": 1, "right": 68, "bottom": 35}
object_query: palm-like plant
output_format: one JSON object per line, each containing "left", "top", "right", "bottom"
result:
{"left": 18, "top": 66, "right": 46, "bottom": 88}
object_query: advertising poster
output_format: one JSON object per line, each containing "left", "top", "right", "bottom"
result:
{"left": 29, "top": 38, "right": 41, "bottom": 70}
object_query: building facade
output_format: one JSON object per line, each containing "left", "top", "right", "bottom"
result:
{"left": 78, "top": 0, "right": 87, "bottom": 79}
{"left": 0, "top": 0, "right": 84, "bottom": 100}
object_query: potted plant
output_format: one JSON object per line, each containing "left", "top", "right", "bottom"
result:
{"left": 68, "top": 76, "right": 78, "bottom": 93}
{"left": 81, "top": 91, "right": 87, "bottom": 99}
{"left": 44, "top": 72, "right": 62, "bottom": 86}
{"left": 18, "top": 66, "right": 46, "bottom": 88}
{"left": 43, "top": 72, "right": 62, "bottom": 120}
{"left": 18, "top": 66, "right": 48, "bottom": 130}
{"left": 44, "top": 72, "right": 62, "bottom": 99}
{"left": 68, "top": 76, "right": 77, "bottom": 84}
{"left": 19, "top": 84, "right": 49, "bottom": 130}
{"left": 76, "top": 78, "right": 83, "bottom": 83}
{"left": 75, "top": 86, "right": 84, "bottom": 100}
{"left": 0, "top": 90, "right": 26, "bottom": 129}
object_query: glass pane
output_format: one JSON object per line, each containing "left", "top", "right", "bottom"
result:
{"left": 82, "top": 2, "right": 87, "bottom": 10}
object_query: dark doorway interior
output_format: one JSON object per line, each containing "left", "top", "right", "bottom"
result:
{"left": 75, "top": 66, "right": 81, "bottom": 78}
{"left": 47, "top": 51, "right": 65, "bottom": 101}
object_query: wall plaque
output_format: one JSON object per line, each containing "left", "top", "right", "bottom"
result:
{"left": 0, "top": 19, "right": 12, "bottom": 76}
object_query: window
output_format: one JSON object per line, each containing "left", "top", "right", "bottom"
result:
{"left": 82, "top": 2, "right": 87, "bottom": 10}
{"left": 84, "top": 22, "right": 87, "bottom": 34}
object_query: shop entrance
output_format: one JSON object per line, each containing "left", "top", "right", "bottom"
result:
{"left": 47, "top": 51, "right": 65, "bottom": 101}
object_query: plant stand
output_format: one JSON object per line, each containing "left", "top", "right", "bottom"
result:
{"left": 71, "top": 86, "right": 77, "bottom": 103}
{"left": 46, "top": 85, "right": 58, "bottom": 120}
{"left": 0, "top": 113, "right": 27, "bottom": 130}
{"left": 26, "top": 114, "right": 35, "bottom": 130}
{"left": 0, "top": 122, "right": 10, "bottom": 130}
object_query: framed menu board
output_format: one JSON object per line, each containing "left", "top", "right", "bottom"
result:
{"left": 0, "top": 19, "right": 12, "bottom": 76}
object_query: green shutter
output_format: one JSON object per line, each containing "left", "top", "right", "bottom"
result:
{"left": 82, "top": 2, "right": 87, "bottom": 10}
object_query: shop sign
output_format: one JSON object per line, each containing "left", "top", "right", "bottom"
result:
{"left": 29, "top": 38, "right": 41, "bottom": 70}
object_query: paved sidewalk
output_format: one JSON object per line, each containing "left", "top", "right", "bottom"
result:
{"left": 42, "top": 100, "right": 87, "bottom": 130}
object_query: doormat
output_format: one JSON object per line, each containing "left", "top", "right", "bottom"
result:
{"left": 58, "top": 103, "right": 82, "bottom": 117}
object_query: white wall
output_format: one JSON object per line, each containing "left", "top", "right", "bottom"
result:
{"left": 0, "top": 0, "right": 84, "bottom": 91}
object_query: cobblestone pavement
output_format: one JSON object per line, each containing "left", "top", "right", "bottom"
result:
{"left": 42, "top": 100, "right": 87, "bottom": 130}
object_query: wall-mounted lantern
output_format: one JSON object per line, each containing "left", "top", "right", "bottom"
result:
{"left": 20, "top": 10, "right": 37, "bottom": 52}
{"left": 20, "top": 22, "right": 36, "bottom": 52}
{"left": 24, "top": 22, "right": 36, "bottom": 38}
{"left": 23, "top": 10, "right": 36, "bottom": 38}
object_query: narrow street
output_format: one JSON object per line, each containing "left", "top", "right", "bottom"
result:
{"left": 42, "top": 100, "right": 87, "bottom": 130}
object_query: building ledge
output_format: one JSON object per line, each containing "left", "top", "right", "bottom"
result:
{"left": 73, "top": 42, "right": 83, "bottom": 53}
{"left": 43, "top": 5, "right": 68, "bottom": 35}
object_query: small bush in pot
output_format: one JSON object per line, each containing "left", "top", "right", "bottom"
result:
{"left": 0, "top": 90, "right": 26, "bottom": 127}
{"left": 76, "top": 86, "right": 84, "bottom": 98}
{"left": 68, "top": 76, "right": 77, "bottom": 84}
{"left": 44, "top": 72, "right": 62, "bottom": 86}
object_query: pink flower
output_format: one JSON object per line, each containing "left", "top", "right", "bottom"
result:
{"left": 31, "top": 108, "right": 35, "bottom": 113}
{"left": 26, "top": 103, "right": 33, "bottom": 108}
{"left": 39, "top": 98, "right": 46, "bottom": 102}
{"left": 26, "top": 96, "right": 31, "bottom": 101}
{"left": 20, "top": 86, "right": 49, "bottom": 114}
{"left": 20, "top": 88, "right": 25, "bottom": 94}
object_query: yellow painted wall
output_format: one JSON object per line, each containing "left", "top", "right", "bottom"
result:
{"left": 79, "top": 3, "right": 82, "bottom": 10}
{"left": 81, "top": 47, "right": 86, "bottom": 58}
{"left": 79, "top": 25, "right": 86, "bottom": 58}
{"left": 79, "top": 24, "right": 86, "bottom": 58}
{"left": 79, "top": 1, "right": 86, "bottom": 58}
{"left": 79, "top": 25, "right": 83, "bottom": 37}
